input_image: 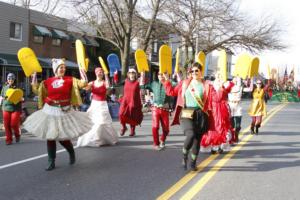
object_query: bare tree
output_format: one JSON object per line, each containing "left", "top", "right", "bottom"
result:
{"left": 72, "top": 0, "right": 165, "bottom": 76}
{"left": 163, "top": 0, "right": 286, "bottom": 63}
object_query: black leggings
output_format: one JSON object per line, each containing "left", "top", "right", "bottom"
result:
{"left": 180, "top": 118, "right": 203, "bottom": 156}
{"left": 231, "top": 116, "right": 242, "bottom": 132}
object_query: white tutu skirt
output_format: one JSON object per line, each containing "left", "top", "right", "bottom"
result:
{"left": 23, "top": 103, "right": 93, "bottom": 140}
{"left": 76, "top": 100, "right": 118, "bottom": 147}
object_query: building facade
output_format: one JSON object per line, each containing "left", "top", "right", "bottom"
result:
{"left": 0, "top": 1, "right": 99, "bottom": 96}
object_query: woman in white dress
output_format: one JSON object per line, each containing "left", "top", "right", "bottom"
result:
{"left": 77, "top": 67, "right": 119, "bottom": 147}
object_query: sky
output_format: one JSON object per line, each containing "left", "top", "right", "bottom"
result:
{"left": 1, "top": 0, "right": 299, "bottom": 77}
{"left": 238, "top": 0, "right": 300, "bottom": 76}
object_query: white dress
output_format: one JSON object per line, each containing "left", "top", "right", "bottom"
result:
{"left": 24, "top": 103, "right": 93, "bottom": 140}
{"left": 77, "top": 83, "right": 118, "bottom": 147}
{"left": 228, "top": 79, "right": 243, "bottom": 117}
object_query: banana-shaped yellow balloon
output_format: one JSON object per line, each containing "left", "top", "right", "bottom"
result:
{"left": 98, "top": 56, "right": 109, "bottom": 74}
{"left": 17, "top": 47, "right": 42, "bottom": 77}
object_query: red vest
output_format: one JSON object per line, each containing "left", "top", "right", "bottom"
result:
{"left": 44, "top": 76, "right": 73, "bottom": 106}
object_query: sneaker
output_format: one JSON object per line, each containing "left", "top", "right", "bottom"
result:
{"left": 6, "top": 141, "right": 12, "bottom": 145}
{"left": 159, "top": 141, "right": 165, "bottom": 149}
{"left": 16, "top": 137, "right": 20, "bottom": 143}
{"left": 153, "top": 145, "right": 162, "bottom": 151}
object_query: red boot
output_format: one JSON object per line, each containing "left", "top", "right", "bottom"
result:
{"left": 129, "top": 125, "right": 136, "bottom": 137}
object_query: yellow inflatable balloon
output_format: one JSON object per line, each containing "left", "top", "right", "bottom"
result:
{"left": 217, "top": 50, "right": 227, "bottom": 82}
{"left": 135, "top": 49, "right": 149, "bottom": 72}
{"left": 17, "top": 47, "right": 42, "bottom": 77}
{"left": 159, "top": 45, "right": 172, "bottom": 74}
{"left": 6, "top": 88, "right": 23, "bottom": 104}
{"left": 175, "top": 48, "right": 180, "bottom": 73}
{"left": 98, "top": 56, "right": 109, "bottom": 74}
{"left": 75, "top": 39, "right": 88, "bottom": 72}
{"left": 196, "top": 51, "right": 206, "bottom": 70}
{"left": 234, "top": 53, "right": 252, "bottom": 79}
{"left": 249, "top": 57, "right": 259, "bottom": 77}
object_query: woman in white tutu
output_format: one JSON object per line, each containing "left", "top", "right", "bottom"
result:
{"left": 77, "top": 67, "right": 118, "bottom": 147}
{"left": 24, "top": 59, "right": 93, "bottom": 171}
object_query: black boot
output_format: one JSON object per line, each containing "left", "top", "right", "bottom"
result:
{"left": 46, "top": 141, "right": 56, "bottom": 171}
{"left": 250, "top": 125, "right": 255, "bottom": 134}
{"left": 46, "top": 159, "right": 55, "bottom": 171}
{"left": 182, "top": 153, "right": 188, "bottom": 170}
{"left": 255, "top": 125, "right": 260, "bottom": 135}
{"left": 190, "top": 159, "right": 197, "bottom": 171}
{"left": 69, "top": 148, "right": 76, "bottom": 165}
{"left": 59, "top": 141, "right": 76, "bottom": 165}
{"left": 235, "top": 127, "right": 241, "bottom": 143}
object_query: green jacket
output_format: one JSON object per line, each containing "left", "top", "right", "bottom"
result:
{"left": 141, "top": 81, "right": 173, "bottom": 108}
{"left": 1, "top": 85, "right": 22, "bottom": 112}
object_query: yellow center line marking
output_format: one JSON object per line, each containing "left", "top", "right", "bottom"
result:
{"left": 157, "top": 103, "right": 284, "bottom": 200}
{"left": 180, "top": 103, "right": 288, "bottom": 200}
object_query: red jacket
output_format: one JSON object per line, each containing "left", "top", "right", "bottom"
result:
{"left": 163, "top": 78, "right": 211, "bottom": 125}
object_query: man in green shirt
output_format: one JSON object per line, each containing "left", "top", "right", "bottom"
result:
{"left": 141, "top": 72, "right": 174, "bottom": 150}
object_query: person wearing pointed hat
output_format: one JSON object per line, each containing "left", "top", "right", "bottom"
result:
{"left": 0, "top": 73, "right": 23, "bottom": 145}
{"left": 76, "top": 67, "right": 118, "bottom": 147}
{"left": 23, "top": 58, "right": 93, "bottom": 171}
{"left": 119, "top": 67, "right": 143, "bottom": 136}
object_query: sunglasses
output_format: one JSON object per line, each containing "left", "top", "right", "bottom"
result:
{"left": 191, "top": 69, "right": 199, "bottom": 73}
{"left": 7, "top": 78, "right": 14, "bottom": 80}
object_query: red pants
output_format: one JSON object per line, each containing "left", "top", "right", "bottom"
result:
{"left": 3, "top": 111, "right": 21, "bottom": 143}
{"left": 152, "top": 107, "right": 169, "bottom": 146}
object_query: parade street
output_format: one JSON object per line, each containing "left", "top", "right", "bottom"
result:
{"left": 0, "top": 101, "right": 299, "bottom": 200}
